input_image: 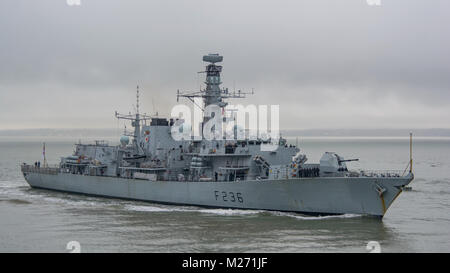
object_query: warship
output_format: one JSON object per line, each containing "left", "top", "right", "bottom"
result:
{"left": 21, "top": 54, "right": 414, "bottom": 218}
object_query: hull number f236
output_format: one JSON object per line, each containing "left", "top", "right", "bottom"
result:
{"left": 214, "top": 191, "right": 243, "bottom": 203}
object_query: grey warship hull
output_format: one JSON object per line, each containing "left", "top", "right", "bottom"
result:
{"left": 22, "top": 171, "right": 413, "bottom": 217}
{"left": 20, "top": 54, "right": 415, "bottom": 218}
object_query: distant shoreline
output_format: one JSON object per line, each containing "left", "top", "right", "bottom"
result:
{"left": 1, "top": 128, "right": 450, "bottom": 138}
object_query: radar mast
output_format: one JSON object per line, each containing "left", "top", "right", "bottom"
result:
{"left": 177, "top": 54, "right": 253, "bottom": 110}
{"left": 115, "top": 85, "right": 152, "bottom": 155}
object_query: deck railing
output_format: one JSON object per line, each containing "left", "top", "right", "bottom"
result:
{"left": 21, "top": 164, "right": 60, "bottom": 175}
{"left": 358, "top": 170, "right": 404, "bottom": 178}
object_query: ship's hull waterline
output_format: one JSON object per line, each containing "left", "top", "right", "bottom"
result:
{"left": 23, "top": 172, "right": 413, "bottom": 217}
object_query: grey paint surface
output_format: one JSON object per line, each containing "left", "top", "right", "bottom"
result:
{"left": 23, "top": 172, "right": 413, "bottom": 217}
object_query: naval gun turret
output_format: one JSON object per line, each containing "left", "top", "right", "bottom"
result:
{"left": 319, "top": 152, "right": 358, "bottom": 176}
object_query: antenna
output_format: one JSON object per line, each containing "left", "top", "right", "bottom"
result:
{"left": 152, "top": 97, "right": 156, "bottom": 116}
{"left": 42, "top": 142, "right": 47, "bottom": 168}
{"left": 115, "top": 85, "right": 154, "bottom": 155}
{"left": 136, "top": 85, "right": 140, "bottom": 115}
{"left": 177, "top": 54, "right": 251, "bottom": 106}
{"left": 410, "top": 132, "right": 413, "bottom": 173}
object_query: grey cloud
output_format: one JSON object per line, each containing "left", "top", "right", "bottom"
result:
{"left": 1, "top": 0, "right": 449, "bottom": 129}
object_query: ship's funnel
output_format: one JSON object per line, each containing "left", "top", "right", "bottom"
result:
{"left": 203, "top": 54, "right": 223, "bottom": 64}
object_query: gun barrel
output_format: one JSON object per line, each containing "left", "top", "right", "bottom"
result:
{"left": 339, "top": 158, "right": 359, "bottom": 162}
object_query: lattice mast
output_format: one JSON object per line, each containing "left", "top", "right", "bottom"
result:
{"left": 115, "top": 85, "right": 152, "bottom": 155}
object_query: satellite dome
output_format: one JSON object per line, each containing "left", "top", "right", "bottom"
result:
{"left": 120, "top": 135, "right": 129, "bottom": 146}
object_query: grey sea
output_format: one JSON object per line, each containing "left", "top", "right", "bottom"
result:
{"left": 1, "top": 136, "right": 449, "bottom": 252}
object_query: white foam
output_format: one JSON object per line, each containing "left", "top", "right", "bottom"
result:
{"left": 125, "top": 205, "right": 190, "bottom": 212}
{"left": 197, "top": 208, "right": 263, "bottom": 215}
{"left": 125, "top": 205, "right": 262, "bottom": 216}
{"left": 270, "top": 211, "right": 362, "bottom": 220}
{"left": 38, "top": 196, "right": 100, "bottom": 207}
{"left": 124, "top": 204, "right": 363, "bottom": 219}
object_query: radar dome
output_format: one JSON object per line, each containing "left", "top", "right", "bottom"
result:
{"left": 120, "top": 135, "right": 129, "bottom": 146}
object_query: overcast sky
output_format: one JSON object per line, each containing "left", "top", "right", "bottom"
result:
{"left": 1, "top": 0, "right": 449, "bottom": 130}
